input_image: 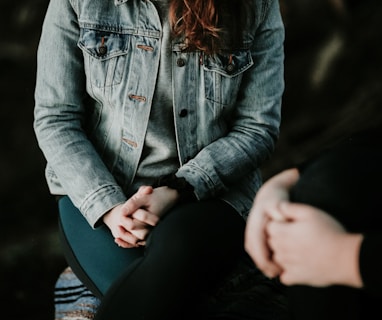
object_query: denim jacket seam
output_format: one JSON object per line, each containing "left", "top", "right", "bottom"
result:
{"left": 68, "top": 0, "right": 79, "bottom": 16}
{"left": 260, "top": 0, "right": 271, "bottom": 21}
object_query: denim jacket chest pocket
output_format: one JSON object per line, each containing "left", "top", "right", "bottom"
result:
{"left": 78, "top": 28, "right": 131, "bottom": 88}
{"left": 203, "top": 50, "right": 253, "bottom": 106}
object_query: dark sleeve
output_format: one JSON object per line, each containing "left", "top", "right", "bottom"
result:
{"left": 290, "top": 128, "right": 382, "bottom": 233}
{"left": 288, "top": 128, "right": 382, "bottom": 297}
{"left": 359, "top": 234, "right": 382, "bottom": 298}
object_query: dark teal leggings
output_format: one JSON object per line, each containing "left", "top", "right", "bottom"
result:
{"left": 58, "top": 197, "right": 246, "bottom": 320}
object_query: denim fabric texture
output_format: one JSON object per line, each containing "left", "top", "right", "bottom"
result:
{"left": 34, "top": 0, "right": 285, "bottom": 227}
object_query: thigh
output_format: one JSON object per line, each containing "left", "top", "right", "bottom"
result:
{"left": 58, "top": 196, "right": 144, "bottom": 297}
{"left": 146, "top": 199, "right": 246, "bottom": 283}
{"left": 94, "top": 199, "right": 246, "bottom": 320}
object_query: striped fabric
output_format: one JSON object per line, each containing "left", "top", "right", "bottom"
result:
{"left": 54, "top": 267, "right": 100, "bottom": 320}
{"left": 54, "top": 260, "right": 289, "bottom": 320}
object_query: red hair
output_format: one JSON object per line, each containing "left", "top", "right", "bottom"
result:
{"left": 169, "top": 0, "right": 247, "bottom": 54}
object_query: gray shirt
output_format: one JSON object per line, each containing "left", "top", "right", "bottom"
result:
{"left": 133, "top": 1, "right": 179, "bottom": 190}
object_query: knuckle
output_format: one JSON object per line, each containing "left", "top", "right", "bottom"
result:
{"left": 135, "top": 210, "right": 148, "bottom": 221}
{"left": 123, "top": 217, "right": 134, "bottom": 229}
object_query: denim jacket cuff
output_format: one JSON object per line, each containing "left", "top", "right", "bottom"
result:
{"left": 80, "top": 185, "right": 127, "bottom": 228}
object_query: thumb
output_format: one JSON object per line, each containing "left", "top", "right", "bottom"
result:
{"left": 125, "top": 186, "right": 153, "bottom": 209}
{"left": 278, "top": 201, "right": 308, "bottom": 222}
{"left": 137, "top": 185, "right": 154, "bottom": 195}
{"left": 121, "top": 192, "right": 149, "bottom": 216}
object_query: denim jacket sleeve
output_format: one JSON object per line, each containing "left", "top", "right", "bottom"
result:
{"left": 34, "top": 0, "right": 127, "bottom": 227}
{"left": 176, "top": 0, "right": 285, "bottom": 200}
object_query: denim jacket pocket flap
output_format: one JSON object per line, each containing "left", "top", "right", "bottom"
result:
{"left": 203, "top": 50, "right": 253, "bottom": 78}
{"left": 78, "top": 28, "right": 129, "bottom": 61}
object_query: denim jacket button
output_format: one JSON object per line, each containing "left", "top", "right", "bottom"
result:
{"left": 179, "top": 109, "right": 188, "bottom": 117}
{"left": 98, "top": 45, "right": 107, "bottom": 56}
{"left": 226, "top": 63, "right": 235, "bottom": 73}
{"left": 177, "top": 58, "right": 186, "bottom": 67}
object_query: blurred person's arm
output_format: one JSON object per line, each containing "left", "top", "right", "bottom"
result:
{"left": 266, "top": 202, "right": 364, "bottom": 288}
{"left": 244, "top": 168, "right": 300, "bottom": 278}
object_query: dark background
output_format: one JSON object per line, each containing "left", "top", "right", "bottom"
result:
{"left": 1, "top": 0, "right": 381, "bottom": 319}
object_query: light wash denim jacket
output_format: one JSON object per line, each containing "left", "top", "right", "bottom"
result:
{"left": 34, "top": 0, "right": 285, "bottom": 227}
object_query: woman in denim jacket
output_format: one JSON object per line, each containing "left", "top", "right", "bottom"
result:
{"left": 34, "top": 0, "right": 284, "bottom": 318}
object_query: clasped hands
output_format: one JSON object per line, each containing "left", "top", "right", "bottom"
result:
{"left": 244, "top": 168, "right": 362, "bottom": 288}
{"left": 103, "top": 186, "right": 179, "bottom": 248}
